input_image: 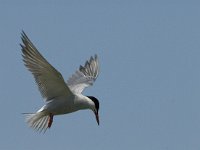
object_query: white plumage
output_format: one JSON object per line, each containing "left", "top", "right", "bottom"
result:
{"left": 21, "top": 31, "right": 100, "bottom": 132}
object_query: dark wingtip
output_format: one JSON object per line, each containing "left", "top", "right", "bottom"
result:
{"left": 21, "top": 30, "right": 26, "bottom": 39}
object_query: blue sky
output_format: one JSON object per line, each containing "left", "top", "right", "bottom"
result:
{"left": 0, "top": 1, "right": 200, "bottom": 150}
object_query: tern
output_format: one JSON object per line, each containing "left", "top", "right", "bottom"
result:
{"left": 20, "top": 32, "right": 100, "bottom": 132}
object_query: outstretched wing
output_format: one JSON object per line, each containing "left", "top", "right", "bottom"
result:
{"left": 67, "top": 55, "right": 99, "bottom": 94}
{"left": 20, "top": 31, "right": 72, "bottom": 101}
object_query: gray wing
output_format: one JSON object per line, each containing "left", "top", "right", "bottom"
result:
{"left": 67, "top": 55, "right": 99, "bottom": 94}
{"left": 20, "top": 31, "right": 72, "bottom": 101}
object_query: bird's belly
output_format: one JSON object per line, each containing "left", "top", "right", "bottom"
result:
{"left": 44, "top": 96, "right": 77, "bottom": 115}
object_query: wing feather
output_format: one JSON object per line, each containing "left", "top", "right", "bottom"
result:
{"left": 21, "top": 31, "right": 72, "bottom": 101}
{"left": 67, "top": 55, "right": 99, "bottom": 94}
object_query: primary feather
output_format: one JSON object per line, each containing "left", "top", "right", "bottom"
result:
{"left": 67, "top": 55, "right": 99, "bottom": 94}
{"left": 21, "top": 31, "right": 72, "bottom": 101}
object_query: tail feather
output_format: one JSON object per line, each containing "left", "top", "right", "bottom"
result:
{"left": 24, "top": 112, "right": 50, "bottom": 133}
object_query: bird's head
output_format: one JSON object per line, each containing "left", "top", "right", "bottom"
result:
{"left": 87, "top": 96, "right": 100, "bottom": 125}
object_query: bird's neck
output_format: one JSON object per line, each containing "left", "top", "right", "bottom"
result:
{"left": 74, "top": 94, "right": 94, "bottom": 110}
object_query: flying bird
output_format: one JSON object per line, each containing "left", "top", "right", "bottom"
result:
{"left": 20, "top": 31, "right": 100, "bottom": 132}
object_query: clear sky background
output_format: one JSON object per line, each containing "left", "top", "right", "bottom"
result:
{"left": 0, "top": 1, "right": 200, "bottom": 150}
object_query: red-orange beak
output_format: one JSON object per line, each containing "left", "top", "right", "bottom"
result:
{"left": 94, "top": 111, "right": 99, "bottom": 125}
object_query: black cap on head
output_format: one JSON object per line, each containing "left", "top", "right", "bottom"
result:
{"left": 87, "top": 96, "right": 100, "bottom": 125}
{"left": 87, "top": 96, "right": 99, "bottom": 111}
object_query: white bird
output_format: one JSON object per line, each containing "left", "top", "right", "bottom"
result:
{"left": 20, "top": 31, "right": 100, "bottom": 132}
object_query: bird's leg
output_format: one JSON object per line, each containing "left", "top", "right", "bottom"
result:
{"left": 48, "top": 113, "right": 54, "bottom": 128}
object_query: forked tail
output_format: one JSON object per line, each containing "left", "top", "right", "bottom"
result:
{"left": 23, "top": 111, "right": 53, "bottom": 133}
